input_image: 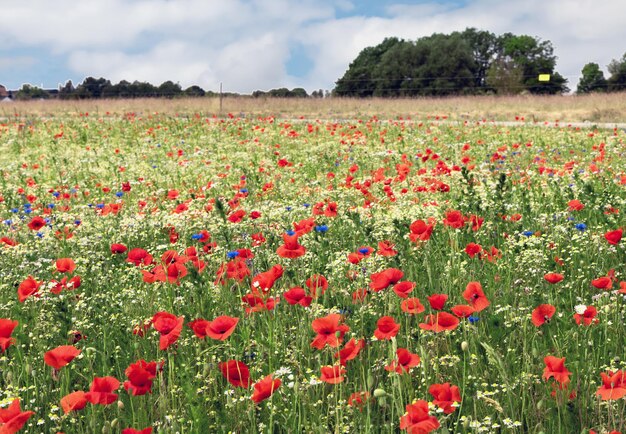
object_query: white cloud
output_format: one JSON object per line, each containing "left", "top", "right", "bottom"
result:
{"left": 0, "top": 0, "right": 625, "bottom": 92}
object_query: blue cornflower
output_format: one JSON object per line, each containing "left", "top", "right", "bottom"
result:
{"left": 74, "top": 220, "right": 81, "bottom": 226}
{"left": 239, "top": 188, "right": 248, "bottom": 194}
{"left": 191, "top": 233, "right": 203, "bottom": 240}
{"left": 522, "top": 231, "right": 534, "bottom": 237}
{"left": 52, "top": 191, "right": 60, "bottom": 198}
{"left": 285, "top": 206, "right": 292, "bottom": 211}
{"left": 115, "top": 191, "right": 124, "bottom": 198}
{"left": 227, "top": 251, "right": 240, "bottom": 259}
{"left": 468, "top": 315, "right": 480, "bottom": 324}
{"left": 303, "top": 203, "right": 310, "bottom": 208}
{"left": 286, "top": 230, "right": 295, "bottom": 236}
{"left": 36, "top": 232, "right": 44, "bottom": 238}
{"left": 4, "top": 219, "right": 12, "bottom": 225}
{"left": 47, "top": 203, "right": 55, "bottom": 209}
{"left": 315, "top": 225, "right": 328, "bottom": 233}
{"left": 96, "top": 203, "right": 105, "bottom": 209}
{"left": 24, "top": 208, "right": 32, "bottom": 214}
{"left": 575, "top": 223, "right": 587, "bottom": 232}
{"left": 358, "top": 247, "right": 370, "bottom": 255}
{"left": 10, "top": 208, "right": 18, "bottom": 213}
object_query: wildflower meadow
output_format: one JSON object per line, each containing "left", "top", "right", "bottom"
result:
{"left": 0, "top": 111, "right": 625, "bottom": 434}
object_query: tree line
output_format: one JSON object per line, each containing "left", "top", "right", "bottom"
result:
{"left": 334, "top": 28, "right": 626, "bottom": 97}
{"left": 10, "top": 78, "right": 322, "bottom": 101}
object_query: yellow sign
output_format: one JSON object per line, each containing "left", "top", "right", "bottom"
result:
{"left": 538, "top": 74, "right": 551, "bottom": 82}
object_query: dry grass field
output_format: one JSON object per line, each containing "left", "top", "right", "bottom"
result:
{"left": 1, "top": 92, "right": 626, "bottom": 123}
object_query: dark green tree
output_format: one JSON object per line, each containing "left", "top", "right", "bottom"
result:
{"left": 58, "top": 80, "right": 77, "bottom": 100}
{"left": 577, "top": 63, "right": 607, "bottom": 93}
{"left": 496, "top": 34, "right": 568, "bottom": 94}
{"left": 76, "top": 77, "right": 112, "bottom": 99}
{"left": 334, "top": 37, "right": 404, "bottom": 97}
{"left": 157, "top": 81, "right": 182, "bottom": 98}
{"left": 290, "top": 87, "right": 308, "bottom": 98}
{"left": 607, "top": 53, "right": 626, "bottom": 92}
{"left": 183, "top": 85, "right": 206, "bottom": 97}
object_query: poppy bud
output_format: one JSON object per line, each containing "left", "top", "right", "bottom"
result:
{"left": 111, "top": 419, "right": 119, "bottom": 429}
{"left": 536, "top": 399, "right": 544, "bottom": 410}
{"left": 102, "top": 421, "right": 111, "bottom": 434}
{"left": 614, "top": 356, "right": 621, "bottom": 364}
{"left": 532, "top": 347, "right": 539, "bottom": 358}
{"left": 117, "top": 400, "right": 124, "bottom": 410}
{"left": 373, "top": 388, "right": 387, "bottom": 398}
{"left": 461, "top": 341, "right": 469, "bottom": 352}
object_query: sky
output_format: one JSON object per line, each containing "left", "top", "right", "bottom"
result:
{"left": 1, "top": 0, "right": 625, "bottom": 94}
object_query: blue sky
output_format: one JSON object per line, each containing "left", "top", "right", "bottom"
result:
{"left": 1, "top": 0, "right": 625, "bottom": 93}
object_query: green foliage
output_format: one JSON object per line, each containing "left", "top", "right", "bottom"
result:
{"left": 14, "top": 84, "right": 51, "bottom": 100}
{"left": 334, "top": 29, "right": 570, "bottom": 96}
{"left": 577, "top": 63, "right": 608, "bottom": 94}
{"left": 607, "top": 52, "right": 626, "bottom": 91}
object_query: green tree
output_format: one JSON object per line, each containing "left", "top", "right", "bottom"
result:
{"left": 486, "top": 58, "right": 525, "bottom": 94}
{"left": 577, "top": 63, "right": 607, "bottom": 93}
{"left": 58, "top": 80, "right": 77, "bottom": 100}
{"left": 334, "top": 37, "right": 403, "bottom": 97}
{"left": 607, "top": 53, "right": 626, "bottom": 92}
{"left": 15, "top": 84, "right": 50, "bottom": 100}
{"left": 183, "top": 85, "right": 206, "bottom": 97}
{"left": 157, "top": 81, "right": 182, "bottom": 98}
{"left": 496, "top": 34, "right": 568, "bottom": 94}
{"left": 459, "top": 28, "right": 499, "bottom": 89}
{"left": 76, "top": 77, "right": 112, "bottom": 99}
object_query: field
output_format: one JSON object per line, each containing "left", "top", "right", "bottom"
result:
{"left": 0, "top": 100, "right": 625, "bottom": 434}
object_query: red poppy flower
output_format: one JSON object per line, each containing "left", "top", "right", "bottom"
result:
{"left": 374, "top": 316, "right": 400, "bottom": 340}
{"left": 152, "top": 311, "right": 184, "bottom": 350}
{"left": 27, "top": 216, "right": 46, "bottom": 231}
{"left": 310, "top": 313, "right": 349, "bottom": 350}
{"left": 0, "top": 398, "right": 35, "bottom": 433}
{"left": 243, "top": 293, "right": 275, "bottom": 314}
{"left": 324, "top": 202, "right": 338, "bottom": 217}
{"left": 567, "top": 199, "right": 585, "bottom": 211}
{"left": 542, "top": 356, "right": 571, "bottom": 385}
{"left": 293, "top": 217, "right": 316, "bottom": 235}
{"left": 0, "top": 319, "right": 18, "bottom": 352}
{"left": 531, "top": 304, "right": 556, "bottom": 327}
{"left": 427, "top": 294, "right": 448, "bottom": 311}
{"left": 0, "top": 237, "right": 18, "bottom": 247}
{"left": 347, "top": 246, "right": 374, "bottom": 264}
{"left": 283, "top": 287, "right": 313, "bottom": 307}
{"left": 399, "top": 399, "right": 440, "bottom": 433}
{"left": 227, "top": 209, "right": 246, "bottom": 223}
{"left": 401, "top": 298, "right": 425, "bottom": 315}
{"left": 55, "top": 258, "right": 76, "bottom": 274}
{"left": 369, "top": 268, "right": 404, "bottom": 292}
{"left": 124, "top": 360, "right": 158, "bottom": 396}
{"left": 215, "top": 258, "right": 250, "bottom": 284}
{"left": 17, "top": 276, "right": 41, "bottom": 303}
{"left": 251, "top": 375, "right": 281, "bottom": 403}
{"left": 469, "top": 214, "right": 484, "bottom": 231}
{"left": 544, "top": 273, "right": 564, "bottom": 284}
{"left": 352, "top": 288, "right": 368, "bottom": 303}
{"left": 251, "top": 264, "right": 284, "bottom": 295}
{"left": 44, "top": 345, "right": 81, "bottom": 370}
{"left": 605, "top": 228, "right": 622, "bottom": 245}
{"left": 409, "top": 219, "right": 434, "bottom": 242}
{"left": 85, "top": 376, "right": 120, "bottom": 405}
{"left": 574, "top": 306, "right": 598, "bottom": 326}
{"left": 451, "top": 305, "right": 475, "bottom": 318}
{"left": 305, "top": 274, "right": 328, "bottom": 297}
{"left": 419, "top": 312, "right": 459, "bottom": 332}
{"left": 591, "top": 276, "right": 612, "bottom": 290}
{"left": 377, "top": 240, "right": 398, "bottom": 256}
{"left": 220, "top": 360, "right": 251, "bottom": 388}
{"left": 393, "top": 281, "right": 415, "bottom": 298}
{"left": 443, "top": 210, "right": 465, "bottom": 229}
{"left": 334, "top": 338, "right": 365, "bottom": 365}
{"left": 462, "top": 281, "right": 490, "bottom": 312}
{"left": 110, "top": 243, "right": 127, "bottom": 254}
{"left": 122, "top": 428, "right": 152, "bottom": 434}
{"left": 187, "top": 319, "right": 210, "bottom": 338}
{"left": 428, "top": 383, "right": 462, "bottom": 414}
{"left": 205, "top": 316, "right": 239, "bottom": 341}
{"left": 596, "top": 370, "right": 626, "bottom": 400}
{"left": 127, "top": 248, "right": 153, "bottom": 266}
{"left": 276, "top": 233, "right": 306, "bottom": 258}
{"left": 385, "top": 348, "right": 420, "bottom": 374}
{"left": 320, "top": 365, "right": 346, "bottom": 384}
{"left": 465, "top": 242, "right": 482, "bottom": 258}
{"left": 60, "top": 391, "right": 87, "bottom": 414}
{"left": 348, "top": 391, "right": 370, "bottom": 408}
